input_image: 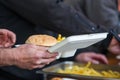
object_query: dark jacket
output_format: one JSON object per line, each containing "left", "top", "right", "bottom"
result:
{"left": 0, "top": 0, "right": 120, "bottom": 80}
{"left": 0, "top": 0, "right": 109, "bottom": 37}
{"left": 64, "top": 0, "right": 120, "bottom": 54}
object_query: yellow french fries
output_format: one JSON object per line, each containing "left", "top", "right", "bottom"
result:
{"left": 57, "top": 62, "right": 120, "bottom": 78}
{"left": 57, "top": 34, "right": 65, "bottom": 42}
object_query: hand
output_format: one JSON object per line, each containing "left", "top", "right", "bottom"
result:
{"left": 75, "top": 52, "right": 108, "bottom": 64}
{"left": 108, "top": 36, "right": 120, "bottom": 55}
{"left": 0, "top": 29, "right": 16, "bottom": 48}
{"left": 12, "top": 44, "right": 58, "bottom": 70}
{"left": 119, "top": 63, "right": 120, "bottom": 65}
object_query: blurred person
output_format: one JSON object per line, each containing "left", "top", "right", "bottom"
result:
{"left": 63, "top": 0, "right": 120, "bottom": 64}
{"left": 0, "top": 0, "right": 120, "bottom": 80}
{"left": 0, "top": 29, "right": 58, "bottom": 80}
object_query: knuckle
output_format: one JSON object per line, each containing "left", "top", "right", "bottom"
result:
{"left": 34, "top": 53, "right": 42, "bottom": 58}
{"left": 30, "top": 66, "right": 37, "bottom": 70}
{"left": 35, "top": 60, "right": 41, "bottom": 64}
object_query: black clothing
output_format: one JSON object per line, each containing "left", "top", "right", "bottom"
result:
{"left": 0, "top": 0, "right": 120, "bottom": 80}
{"left": 64, "top": 0, "right": 120, "bottom": 54}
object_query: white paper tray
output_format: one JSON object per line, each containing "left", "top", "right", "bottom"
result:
{"left": 48, "top": 33, "right": 108, "bottom": 58}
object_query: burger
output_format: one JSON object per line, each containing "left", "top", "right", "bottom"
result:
{"left": 25, "top": 34, "right": 58, "bottom": 46}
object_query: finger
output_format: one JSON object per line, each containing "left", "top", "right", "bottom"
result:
{"left": 2, "top": 30, "right": 16, "bottom": 47}
{"left": 0, "top": 29, "right": 6, "bottom": 35}
{"left": 90, "top": 60, "right": 100, "bottom": 64}
{"left": 118, "top": 62, "right": 120, "bottom": 66}
{"left": 29, "top": 64, "right": 46, "bottom": 70}
{"left": 0, "top": 45, "right": 4, "bottom": 47}
{"left": 7, "top": 31, "right": 16, "bottom": 43}
{"left": 84, "top": 57, "right": 100, "bottom": 64}
{"left": 4, "top": 43, "right": 11, "bottom": 47}
{"left": 0, "top": 34, "right": 8, "bottom": 47}
{"left": 116, "top": 55, "right": 120, "bottom": 59}
{"left": 91, "top": 54, "right": 108, "bottom": 64}
{"left": 35, "top": 58, "right": 56, "bottom": 65}
{"left": 43, "top": 53, "right": 58, "bottom": 59}
{"left": 37, "top": 46, "right": 49, "bottom": 51}
{"left": 4, "top": 42, "right": 14, "bottom": 47}
{"left": 39, "top": 50, "right": 58, "bottom": 59}
{"left": 36, "top": 64, "right": 46, "bottom": 69}
{"left": 0, "top": 32, "right": 7, "bottom": 42}
{"left": 43, "top": 58, "right": 56, "bottom": 64}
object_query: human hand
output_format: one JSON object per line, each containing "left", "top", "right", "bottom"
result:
{"left": 107, "top": 35, "right": 120, "bottom": 65}
{"left": 119, "top": 62, "right": 120, "bottom": 66}
{"left": 107, "top": 36, "right": 120, "bottom": 55}
{"left": 75, "top": 52, "right": 108, "bottom": 64}
{"left": 0, "top": 29, "right": 16, "bottom": 48}
{"left": 116, "top": 55, "right": 120, "bottom": 66}
{"left": 12, "top": 44, "right": 58, "bottom": 70}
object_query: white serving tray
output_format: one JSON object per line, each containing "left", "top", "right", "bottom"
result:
{"left": 48, "top": 33, "right": 108, "bottom": 59}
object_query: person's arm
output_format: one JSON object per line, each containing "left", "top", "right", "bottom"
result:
{"left": 0, "top": 48, "right": 15, "bottom": 66}
{"left": 74, "top": 0, "right": 119, "bottom": 54}
{"left": 73, "top": 0, "right": 120, "bottom": 60}
{"left": 0, "top": 0, "right": 107, "bottom": 36}
{"left": 0, "top": 44, "right": 58, "bottom": 70}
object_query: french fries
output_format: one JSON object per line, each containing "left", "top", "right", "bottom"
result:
{"left": 57, "top": 62, "right": 120, "bottom": 78}
{"left": 57, "top": 34, "right": 65, "bottom": 42}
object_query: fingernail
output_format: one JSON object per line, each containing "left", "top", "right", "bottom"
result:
{"left": 93, "top": 61, "right": 99, "bottom": 64}
{"left": 47, "top": 62, "right": 50, "bottom": 64}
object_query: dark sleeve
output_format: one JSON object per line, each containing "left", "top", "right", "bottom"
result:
{"left": 73, "top": 34, "right": 111, "bottom": 61}
{"left": 79, "top": 0, "right": 120, "bottom": 54}
{"left": 0, "top": 0, "right": 108, "bottom": 36}
{"left": 73, "top": 0, "right": 120, "bottom": 59}
{"left": 85, "top": 0, "right": 119, "bottom": 28}
{"left": 74, "top": 26, "right": 120, "bottom": 60}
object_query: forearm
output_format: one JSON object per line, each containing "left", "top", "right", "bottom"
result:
{"left": 0, "top": 48, "right": 16, "bottom": 66}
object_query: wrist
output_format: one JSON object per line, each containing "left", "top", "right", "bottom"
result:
{"left": 0, "top": 48, "right": 17, "bottom": 66}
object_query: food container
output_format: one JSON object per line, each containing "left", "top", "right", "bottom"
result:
{"left": 37, "top": 61, "right": 120, "bottom": 80}
{"left": 48, "top": 33, "right": 107, "bottom": 59}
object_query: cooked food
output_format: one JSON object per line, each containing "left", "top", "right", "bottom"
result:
{"left": 57, "top": 62, "right": 120, "bottom": 78}
{"left": 57, "top": 34, "right": 65, "bottom": 42}
{"left": 25, "top": 34, "right": 58, "bottom": 46}
{"left": 51, "top": 77, "right": 62, "bottom": 80}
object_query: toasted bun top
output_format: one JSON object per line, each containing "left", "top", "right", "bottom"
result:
{"left": 25, "top": 34, "right": 57, "bottom": 46}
